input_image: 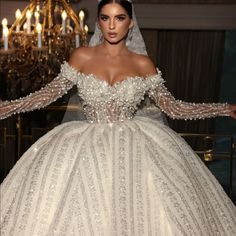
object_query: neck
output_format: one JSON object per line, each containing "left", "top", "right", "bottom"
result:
{"left": 101, "top": 40, "right": 128, "bottom": 57}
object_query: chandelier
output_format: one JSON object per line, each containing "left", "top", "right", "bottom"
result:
{"left": 0, "top": 0, "right": 88, "bottom": 100}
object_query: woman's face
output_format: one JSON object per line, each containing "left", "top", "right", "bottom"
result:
{"left": 98, "top": 3, "right": 133, "bottom": 44}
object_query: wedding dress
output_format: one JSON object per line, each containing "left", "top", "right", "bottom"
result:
{"left": 0, "top": 62, "right": 235, "bottom": 236}
{"left": 1, "top": 4, "right": 236, "bottom": 235}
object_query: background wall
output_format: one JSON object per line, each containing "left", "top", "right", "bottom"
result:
{"left": 1, "top": 0, "right": 236, "bottom": 31}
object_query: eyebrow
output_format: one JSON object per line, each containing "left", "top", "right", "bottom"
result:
{"left": 99, "top": 14, "right": 127, "bottom": 17}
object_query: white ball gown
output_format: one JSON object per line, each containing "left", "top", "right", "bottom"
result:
{"left": 0, "top": 62, "right": 235, "bottom": 236}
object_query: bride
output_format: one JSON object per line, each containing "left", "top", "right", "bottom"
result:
{"left": 0, "top": 0, "right": 236, "bottom": 235}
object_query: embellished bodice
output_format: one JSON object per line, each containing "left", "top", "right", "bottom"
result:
{"left": 0, "top": 62, "right": 230, "bottom": 121}
{"left": 76, "top": 73, "right": 162, "bottom": 123}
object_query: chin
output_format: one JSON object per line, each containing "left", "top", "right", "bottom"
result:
{"left": 105, "top": 36, "right": 127, "bottom": 45}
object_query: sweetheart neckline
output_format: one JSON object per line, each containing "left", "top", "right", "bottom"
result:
{"left": 78, "top": 72, "right": 149, "bottom": 87}
{"left": 64, "top": 61, "right": 161, "bottom": 88}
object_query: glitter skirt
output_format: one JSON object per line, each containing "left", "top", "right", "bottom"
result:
{"left": 1, "top": 116, "right": 235, "bottom": 235}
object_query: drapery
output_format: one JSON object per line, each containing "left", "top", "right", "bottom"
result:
{"left": 142, "top": 29, "right": 225, "bottom": 136}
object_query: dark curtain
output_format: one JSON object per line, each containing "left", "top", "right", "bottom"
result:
{"left": 142, "top": 29, "right": 225, "bottom": 135}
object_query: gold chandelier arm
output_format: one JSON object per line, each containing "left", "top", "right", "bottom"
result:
{"left": 8, "top": 0, "right": 84, "bottom": 35}
{"left": 9, "top": 2, "right": 35, "bottom": 35}
{"left": 47, "top": 0, "right": 53, "bottom": 30}
{"left": 42, "top": 1, "right": 47, "bottom": 34}
{"left": 9, "top": 0, "right": 37, "bottom": 35}
{"left": 61, "top": 0, "right": 82, "bottom": 33}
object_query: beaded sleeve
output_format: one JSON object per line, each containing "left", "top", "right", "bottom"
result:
{"left": 0, "top": 62, "right": 78, "bottom": 120}
{"left": 147, "top": 71, "right": 231, "bottom": 120}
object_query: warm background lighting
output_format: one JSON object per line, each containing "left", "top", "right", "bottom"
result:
{"left": 0, "top": 0, "right": 88, "bottom": 100}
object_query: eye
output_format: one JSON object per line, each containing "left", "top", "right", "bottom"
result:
{"left": 116, "top": 16, "right": 126, "bottom": 21}
{"left": 100, "top": 15, "right": 109, "bottom": 21}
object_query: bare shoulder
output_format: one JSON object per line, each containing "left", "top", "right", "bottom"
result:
{"left": 131, "top": 53, "right": 157, "bottom": 76}
{"left": 68, "top": 47, "right": 95, "bottom": 71}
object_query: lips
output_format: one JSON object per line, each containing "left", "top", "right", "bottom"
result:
{"left": 108, "top": 32, "right": 117, "bottom": 38}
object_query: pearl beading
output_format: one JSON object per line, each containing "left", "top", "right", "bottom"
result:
{"left": 0, "top": 62, "right": 231, "bottom": 122}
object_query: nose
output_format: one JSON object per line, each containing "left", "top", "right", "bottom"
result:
{"left": 109, "top": 18, "right": 115, "bottom": 30}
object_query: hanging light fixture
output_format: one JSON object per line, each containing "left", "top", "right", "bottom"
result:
{"left": 0, "top": 0, "right": 88, "bottom": 100}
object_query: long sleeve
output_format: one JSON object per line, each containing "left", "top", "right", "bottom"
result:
{"left": 0, "top": 62, "right": 78, "bottom": 120}
{"left": 147, "top": 71, "right": 231, "bottom": 120}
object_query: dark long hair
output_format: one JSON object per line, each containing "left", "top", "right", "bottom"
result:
{"left": 97, "top": 0, "right": 133, "bottom": 19}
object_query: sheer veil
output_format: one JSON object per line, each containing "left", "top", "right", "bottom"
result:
{"left": 62, "top": 2, "right": 167, "bottom": 124}
{"left": 89, "top": 4, "right": 147, "bottom": 56}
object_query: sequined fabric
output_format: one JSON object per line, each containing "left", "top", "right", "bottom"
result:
{"left": 0, "top": 62, "right": 230, "bottom": 121}
{"left": 0, "top": 63, "right": 78, "bottom": 120}
{"left": 0, "top": 63, "right": 235, "bottom": 236}
{"left": 76, "top": 72, "right": 163, "bottom": 123}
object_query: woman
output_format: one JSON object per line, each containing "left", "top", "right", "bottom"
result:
{"left": 0, "top": 0, "right": 236, "bottom": 235}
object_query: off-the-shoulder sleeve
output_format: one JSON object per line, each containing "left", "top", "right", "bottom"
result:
{"left": 147, "top": 69, "right": 231, "bottom": 120}
{"left": 0, "top": 62, "right": 78, "bottom": 120}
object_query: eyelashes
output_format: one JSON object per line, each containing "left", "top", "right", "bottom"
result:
{"left": 117, "top": 16, "right": 126, "bottom": 21}
{"left": 100, "top": 15, "right": 109, "bottom": 21}
{"left": 99, "top": 15, "right": 127, "bottom": 22}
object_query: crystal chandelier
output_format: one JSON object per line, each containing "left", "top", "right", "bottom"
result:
{"left": 0, "top": 0, "right": 88, "bottom": 100}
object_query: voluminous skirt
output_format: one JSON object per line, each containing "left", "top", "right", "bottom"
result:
{"left": 1, "top": 117, "right": 236, "bottom": 236}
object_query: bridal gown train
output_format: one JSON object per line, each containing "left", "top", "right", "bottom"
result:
{"left": 0, "top": 62, "right": 235, "bottom": 236}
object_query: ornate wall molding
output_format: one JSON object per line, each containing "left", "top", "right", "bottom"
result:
{"left": 0, "top": 1, "right": 236, "bottom": 30}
